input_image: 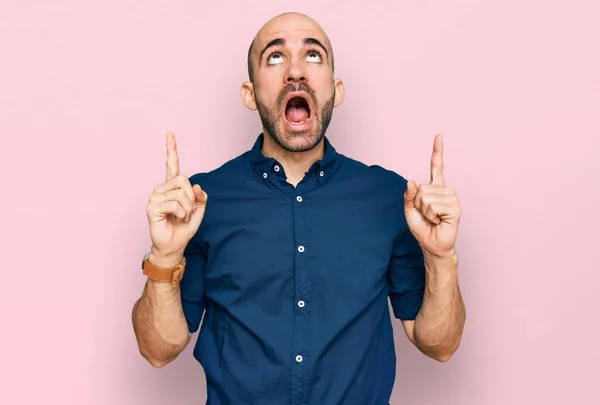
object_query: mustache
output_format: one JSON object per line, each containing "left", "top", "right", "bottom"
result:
{"left": 276, "top": 82, "right": 317, "bottom": 108}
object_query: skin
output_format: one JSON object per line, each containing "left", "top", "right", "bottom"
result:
{"left": 402, "top": 134, "right": 466, "bottom": 361}
{"left": 240, "top": 12, "right": 344, "bottom": 186}
{"left": 131, "top": 12, "right": 465, "bottom": 368}
{"left": 132, "top": 133, "right": 206, "bottom": 367}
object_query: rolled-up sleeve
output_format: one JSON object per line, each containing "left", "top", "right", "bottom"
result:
{"left": 180, "top": 235, "right": 207, "bottom": 333}
{"left": 387, "top": 181, "right": 426, "bottom": 320}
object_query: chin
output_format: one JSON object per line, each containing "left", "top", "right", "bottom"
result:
{"left": 273, "top": 124, "right": 323, "bottom": 153}
{"left": 274, "top": 93, "right": 324, "bottom": 152}
{"left": 257, "top": 87, "right": 333, "bottom": 153}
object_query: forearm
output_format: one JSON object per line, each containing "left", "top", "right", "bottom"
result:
{"left": 414, "top": 250, "right": 465, "bottom": 361}
{"left": 132, "top": 253, "right": 191, "bottom": 367}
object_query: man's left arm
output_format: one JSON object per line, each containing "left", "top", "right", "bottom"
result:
{"left": 400, "top": 133, "right": 466, "bottom": 361}
{"left": 401, "top": 249, "right": 465, "bottom": 361}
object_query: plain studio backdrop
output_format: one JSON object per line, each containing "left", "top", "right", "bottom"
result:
{"left": 1, "top": 1, "right": 598, "bottom": 404}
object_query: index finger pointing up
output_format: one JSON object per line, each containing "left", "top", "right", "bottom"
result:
{"left": 166, "top": 132, "right": 180, "bottom": 181}
{"left": 430, "top": 133, "right": 445, "bottom": 186}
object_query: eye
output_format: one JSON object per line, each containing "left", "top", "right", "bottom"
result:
{"left": 267, "top": 52, "right": 284, "bottom": 65}
{"left": 306, "top": 50, "right": 322, "bottom": 63}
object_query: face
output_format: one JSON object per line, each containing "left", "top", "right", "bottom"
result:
{"left": 241, "top": 14, "right": 344, "bottom": 153}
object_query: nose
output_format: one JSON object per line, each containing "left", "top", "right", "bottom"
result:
{"left": 285, "top": 61, "right": 307, "bottom": 84}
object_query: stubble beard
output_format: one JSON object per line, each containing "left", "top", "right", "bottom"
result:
{"left": 256, "top": 83, "right": 335, "bottom": 153}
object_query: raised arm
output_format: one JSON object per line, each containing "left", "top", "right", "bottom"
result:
{"left": 132, "top": 132, "right": 208, "bottom": 367}
{"left": 401, "top": 134, "right": 466, "bottom": 361}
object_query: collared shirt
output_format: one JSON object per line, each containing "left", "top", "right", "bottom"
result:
{"left": 181, "top": 133, "right": 426, "bottom": 405}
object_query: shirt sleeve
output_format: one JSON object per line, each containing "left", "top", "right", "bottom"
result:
{"left": 387, "top": 180, "right": 426, "bottom": 320}
{"left": 180, "top": 231, "right": 208, "bottom": 333}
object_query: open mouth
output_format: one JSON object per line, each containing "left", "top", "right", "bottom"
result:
{"left": 284, "top": 94, "right": 311, "bottom": 125}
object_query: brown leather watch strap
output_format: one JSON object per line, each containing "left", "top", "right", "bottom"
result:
{"left": 142, "top": 259, "right": 186, "bottom": 288}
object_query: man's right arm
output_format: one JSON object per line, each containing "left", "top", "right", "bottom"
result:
{"left": 133, "top": 132, "right": 208, "bottom": 367}
{"left": 132, "top": 251, "right": 191, "bottom": 368}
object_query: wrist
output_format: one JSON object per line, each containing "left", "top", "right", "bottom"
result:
{"left": 148, "top": 247, "right": 184, "bottom": 268}
{"left": 423, "top": 249, "right": 459, "bottom": 294}
{"left": 424, "top": 247, "right": 458, "bottom": 264}
{"left": 423, "top": 248, "right": 458, "bottom": 275}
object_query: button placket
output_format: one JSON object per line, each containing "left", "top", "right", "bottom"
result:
{"left": 291, "top": 183, "right": 310, "bottom": 402}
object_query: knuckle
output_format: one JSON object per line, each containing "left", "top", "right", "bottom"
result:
{"left": 180, "top": 191, "right": 192, "bottom": 206}
{"left": 188, "top": 188, "right": 196, "bottom": 201}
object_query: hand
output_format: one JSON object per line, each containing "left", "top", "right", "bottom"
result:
{"left": 146, "top": 132, "right": 208, "bottom": 265}
{"left": 404, "top": 134, "right": 461, "bottom": 259}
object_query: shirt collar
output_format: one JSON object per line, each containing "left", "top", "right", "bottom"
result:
{"left": 246, "top": 133, "right": 339, "bottom": 182}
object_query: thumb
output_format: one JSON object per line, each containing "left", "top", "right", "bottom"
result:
{"left": 404, "top": 180, "right": 417, "bottom": 212}
{"left": 193, "top": 184, "right": 208, "bottom": 206}
{"left": 189, "top": 185, "right": 208, "bottom": 222}
{"left": 192, "top": 184, "right": 201, "bottom": 199}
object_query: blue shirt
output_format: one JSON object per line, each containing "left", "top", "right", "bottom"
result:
{"left": 181, "top": 133, "right": 426, "bottom": 405}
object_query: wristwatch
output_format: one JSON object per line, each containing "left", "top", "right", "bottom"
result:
{"left": 141, "top": 247, "right": 186, "bottom": 287}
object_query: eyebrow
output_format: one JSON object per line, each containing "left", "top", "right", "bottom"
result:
{"left": 258, "top": 37, "right": 329, "bottom": 62}
{"left": 303, "top": 37, "right": 329, "bottom": 58}
{"left": 259, "top": 38, "right": 286, "bottom": 61}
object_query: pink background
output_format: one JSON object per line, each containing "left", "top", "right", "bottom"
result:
{"left": 1, "top": 0, "right": 599, "bottom": 404}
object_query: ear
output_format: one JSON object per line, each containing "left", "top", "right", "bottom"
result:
{"left": 240, "top": 81, "right": 257, "bottom": 111}
{"left": 333, "top": 78, "right": 344, "bottom": 108}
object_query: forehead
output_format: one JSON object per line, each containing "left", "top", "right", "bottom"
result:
{"left": 254, "top": 14, "right": 330, "bottom": 53}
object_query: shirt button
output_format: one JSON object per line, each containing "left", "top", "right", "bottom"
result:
{"left": 296, "top": 355, "right": 303, "bottom": 363}
{"left": 319, "top": 170, "right": 324, "bottom": 177}
{"left": 274, "top": 165, "right": 280, "bottom": 172}
{"left": 298, "top": 246, "right": 305, "bottom": 253}
{"left": 263, "top": 173, "right": 267, "bottom": 178}
{"left": 298, "top": 300, "right": 305, "bottom": 308}
{"left": 296, "top": 196, "right": 303, "bottom": 202}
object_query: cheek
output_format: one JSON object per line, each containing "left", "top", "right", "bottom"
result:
{"left": 310, "top": 74, "right": 335, "bottom": 104}
{"left": 255, "top": 87, "right": 278, "bottom": 108}
{"left": 316, "top": 82, "right": 335, "bottom": 105}
{"left": 254, "top": 76, "right": 282, "bottom": 106}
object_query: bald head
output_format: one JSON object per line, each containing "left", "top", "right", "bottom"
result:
{"left": 239, "top": 11, "right": 344, "bottom": 154}
{"left": 247, "top": 12, "right": 334, "bottom": 82}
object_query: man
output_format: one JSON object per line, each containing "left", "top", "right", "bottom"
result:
{"left": 132, "top": 11, "right": 466, "bottom": 405}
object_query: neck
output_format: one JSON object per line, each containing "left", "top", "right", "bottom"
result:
{"left": 261, "top": 133, "right": 325, "bottom": 187}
